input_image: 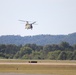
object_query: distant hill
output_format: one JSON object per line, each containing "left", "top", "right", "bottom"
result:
{"left": 0, "top": 32, "right": 76, "bottom": 45}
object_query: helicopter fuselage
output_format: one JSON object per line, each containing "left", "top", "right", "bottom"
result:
{"left": 25, "top": 24, "right": 33, "bottom": 29}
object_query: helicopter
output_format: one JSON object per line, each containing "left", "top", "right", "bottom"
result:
{"left": 19, "top": 20, "right": 36, "bottom": 30}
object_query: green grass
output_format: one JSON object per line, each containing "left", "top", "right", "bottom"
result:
{"left": 0, "top": 59, "right": 76, "bottom": 75}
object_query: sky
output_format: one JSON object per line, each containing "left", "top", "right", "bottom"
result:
{"left": 0, "top": 0, "right": 76, "bottom": 36}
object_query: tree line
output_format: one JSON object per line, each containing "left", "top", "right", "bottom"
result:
{"left": 0, "top": 42, "right": 76, "bottom": 60}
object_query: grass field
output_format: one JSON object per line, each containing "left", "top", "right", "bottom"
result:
{"left": 0, "top": 59, "right": 76, "bottom": 75}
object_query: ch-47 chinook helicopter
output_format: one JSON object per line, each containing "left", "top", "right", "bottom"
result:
{"left": 19, "top": 20, "right": 36, "bottom": 30}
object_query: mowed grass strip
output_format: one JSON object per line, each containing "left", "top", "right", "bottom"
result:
{"left": 0, "top": 64, "right": 76, "bottom": 75}
{"left": 0, "top": 59, "right": 76, "bottom": 63}
{"left": 0, "top": 59, "right": 29, "bottom": 63}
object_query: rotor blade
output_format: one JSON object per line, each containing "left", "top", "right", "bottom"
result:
{"left": 18, "top": 20, "right": 26, "bottom": 22}
{"left": 31, "top": 21, "right": 36, "bottom": 24}
{"left": 34, "top": 24, "right": 38, "bottom": 25}
{"left": 19, "top": 20, "right": 32, "bottom": 22}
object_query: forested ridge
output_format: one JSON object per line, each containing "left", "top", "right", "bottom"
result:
{"left": 0, "top": 32, "right": 76, "bottom": 45}
{"left": 0, "top": 42, "right": 76, "bottom": 60}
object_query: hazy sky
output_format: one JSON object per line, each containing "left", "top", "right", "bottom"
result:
{"left": 0, "top": 0, "right": 76, "bottom": 36}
